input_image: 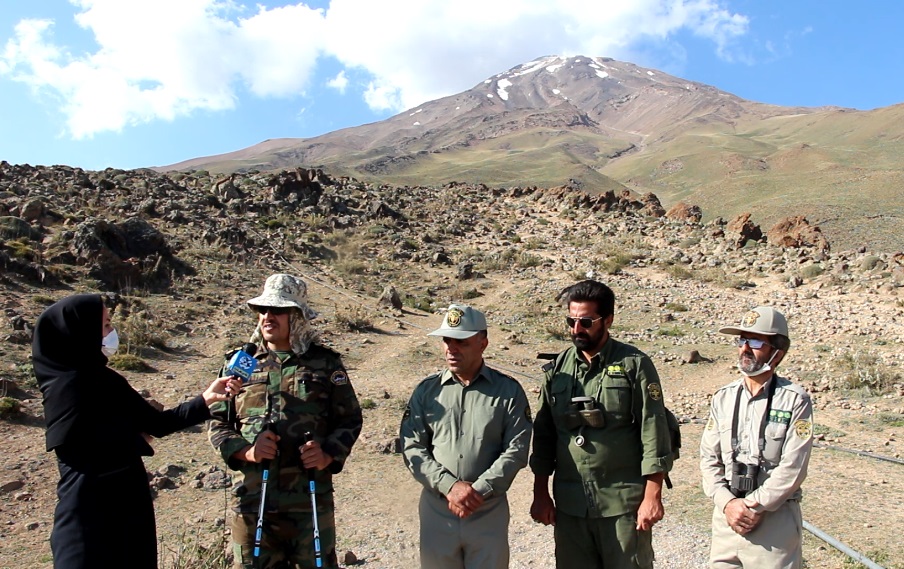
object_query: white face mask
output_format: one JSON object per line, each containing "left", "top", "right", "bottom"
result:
{"left": 738, "top": 348, "right": 778, "bottom": 377}
{"left": 102, "top": 329, "right": 120, "bottom": 357}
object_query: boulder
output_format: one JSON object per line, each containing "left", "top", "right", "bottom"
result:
{"left": 766, "top": 216, "right": 830, "bottom": 252}
{"left": 665, "top": 202, "right": 702, "bottom": 223}
{"left": 725, "top": 213, "right": 762, "bottom": 248}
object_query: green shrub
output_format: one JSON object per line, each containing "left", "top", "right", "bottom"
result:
{"left": 334, "top": 304, "right": 374, "bottom": 332}
{"left": 657, "top": 326, "right": 684, "bottom": 337}
{"left": 664, "top": 302, "right": 688, "bottom": 312}
{"left": 833, "top": 351, "right": 899, "bottom": 393}
{"left": 334, "top": 259, "right": 368, "bottom": 277}
{"left": 800, "top": 264, "right": 824, "bottom": 278}
{"left": 409, "top": 297, "right": 433, "bottom": 312}
{"left": 159, "top": 525, "right": 227, "bottom": 569}
{"left": 517, "top": 252, "right": 543, "bottom": 268}
{"left": 118, "top": 310, "right": 170, "bottom": 352}
{"left": 0, "top": 397, "right": 20, "bottom": 418}
{"left": 600, "top": 253, "right": 633, "bottom": 275}
{"left": 4, "top": 238, "right": 37, "bottom": 261}
{"left": 108, "top": 354, "right": 154, "bottom": 372}
{"left": 360, "top": 398, "right": 377, "bottom": 410}
{"left": 666, "top": 265, "right": 693, "bottom": 280}
{"left": 545, "top": 324, "right": 568, "bottom": 341}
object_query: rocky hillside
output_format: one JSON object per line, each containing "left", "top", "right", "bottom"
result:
{"left": 159, "top": 55, "right": 904, "bottom": 253}
{"left": 2, "top": 160, "right": 904, "bottom": 568}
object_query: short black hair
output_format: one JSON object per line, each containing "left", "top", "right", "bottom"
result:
{"left": 558, "top": 280, "right": 615, "bottom": 318}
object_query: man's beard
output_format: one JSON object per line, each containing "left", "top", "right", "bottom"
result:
{"left": 738, "top": 352, "right": 769, "bottom": 375}
{"left": 572, "top": 329, "right": 604, "bottom": 352}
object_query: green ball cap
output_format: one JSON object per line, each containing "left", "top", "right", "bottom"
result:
{"left": 428, "top": 304, "right": 487, "bottom": 339}
{"left": 719, "top": 306, "right": 789, "bottom": 337}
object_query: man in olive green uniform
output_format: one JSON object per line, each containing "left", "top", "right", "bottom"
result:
{"left": 401, "top": 304, "right": 532, "bottom": 569}
{"left": 209, "top": 274, "right": 362, "bottom": 569}
{"left": 700, "top": 307, "right": 813, "bottom": 568}
{"left": 530, "top": 280, "right": 672, "bottom": 569}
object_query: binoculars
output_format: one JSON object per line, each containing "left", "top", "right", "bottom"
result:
{"left": 564, "top": 396, "right": 606, "bottom": 430}
{"left": 730, "top": 462, "right": 760, "bottom": 497}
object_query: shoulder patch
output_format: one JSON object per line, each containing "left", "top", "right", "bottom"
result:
{"left": 647, "top": 382, "right": 662, "bottom": 401}
{"left": 793, "top": 419, "right": 812, "bottom": 439}
{"left": 330, "top": 370, "right": 349, "bottom": 386}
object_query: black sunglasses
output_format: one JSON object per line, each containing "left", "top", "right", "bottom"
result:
{"left": 565, "top": 316, "right": 604, "bottom": 329}
{"left": 734, "top": 337, "right": 772, "bottom": 349}
{"left": 252, "top": 306, "right": 292, "bottom": 316}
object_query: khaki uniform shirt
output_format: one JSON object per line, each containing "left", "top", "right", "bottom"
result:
{"left": 530, "top": 339, "right": 672, "bottom": 518}
{"left": 699, "top": 374, "right": 813, "bottom": 514}
{"left": 208, "top": 345, "right": 362, "bottom": 513}
{"left": 400, "top": 363, "right": 532, "bottom": 498}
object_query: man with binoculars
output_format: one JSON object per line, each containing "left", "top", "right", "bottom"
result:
{"left": 700, "top": 306, "right": 814, "bottom": 568}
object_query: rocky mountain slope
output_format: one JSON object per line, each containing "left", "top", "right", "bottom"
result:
{"left": 159, "top": 55, "right": 904, "bottom": 252}
{"left": 1, "top": 161, "right": 903, "bottom": 568}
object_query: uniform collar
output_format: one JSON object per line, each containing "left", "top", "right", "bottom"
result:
{"left": 440, "top": 362, "right": 491, "bottom": 385}
{"left": 573, "top": 336, "right": 615, "bottom": 367}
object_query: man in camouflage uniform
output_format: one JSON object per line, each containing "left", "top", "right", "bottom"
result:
{"left": 529, "top": 280, "right": 673, "bottom": 569}
{"left": 209, "top": 274, "right": 362, "bottom": 569}
{"left": 700, "top": 307, "right": 813, "bottom": 568}
{"left": 401, "top": 304, "right": 532, "bottom": 569}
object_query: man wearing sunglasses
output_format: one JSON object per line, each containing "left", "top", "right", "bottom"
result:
{"left": 208, "top": 274, "right": 362, "bottom": 569}
{"left": 529, "top": 280, "right": 673, "bottom": 569}
{"left": 700, "top": 306, "right": 813, "bottom": 568}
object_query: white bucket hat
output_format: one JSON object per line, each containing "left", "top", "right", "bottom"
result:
{"left": 247, "top": 274, "right": 317, "bottom": 321}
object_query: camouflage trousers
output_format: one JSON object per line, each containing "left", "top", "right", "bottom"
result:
{"left": 232, "top": 498, "right": 338, "bottom": 569}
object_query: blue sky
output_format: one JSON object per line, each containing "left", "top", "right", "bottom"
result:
{"left": 1, "top": 0, "right": 902, "bottom": 171}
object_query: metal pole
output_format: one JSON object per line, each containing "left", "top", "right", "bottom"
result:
{"left": 803, "top": 520, "right": 886, "bottom": 569}
{"left": 304, "top": 432, "right": 323, "bottom": 568}
{"left": 252, "top": 422, "right": 278, "bottom": 568}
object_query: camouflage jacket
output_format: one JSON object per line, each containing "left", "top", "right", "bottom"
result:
{"left": 208, "top": 344, "right": 362, "bottom": 513}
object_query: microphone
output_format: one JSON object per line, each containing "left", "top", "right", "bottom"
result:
{"left": 225, "top": 343, "right": 258, "bottom": 382}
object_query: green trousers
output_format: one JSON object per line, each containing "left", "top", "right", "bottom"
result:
{"left": 554, "top": 510, "right": 654, "bottom": 569}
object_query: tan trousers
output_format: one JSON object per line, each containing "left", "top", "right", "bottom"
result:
{"left": 710, "top": 499, "right": 802, "bottom": 569}
{"left": 418, "top": 489, "right": 510, "bottom": 569}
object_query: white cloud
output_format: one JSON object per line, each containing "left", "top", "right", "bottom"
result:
{"left": 326, "top": 70, "right": 348, "bottom": 93}
{"left": 0, "top": 0, "right": 751, "bottom": 138}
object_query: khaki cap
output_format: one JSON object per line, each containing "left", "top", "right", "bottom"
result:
{"left": 247, "top": 274, "right": 317, "bottom": 320}
{"left": 719, "top": 306, "right": 788, "bottom": 337}
{"left": 428, "top": 304, "right": 487, "bottom": 339}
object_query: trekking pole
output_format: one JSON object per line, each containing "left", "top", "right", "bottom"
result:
{"left": 252, "top": 422, "right": 278, "bottom": 569}
{"left": 304, "top": 431, "right": 323, "bottom": 568}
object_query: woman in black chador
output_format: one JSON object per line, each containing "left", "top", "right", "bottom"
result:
{"left": 33, "top": 294, "right": 240, "bottom": 568}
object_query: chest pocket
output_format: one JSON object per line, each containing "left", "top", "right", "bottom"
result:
{"left": 763, "top": 421, "right": 789, "bottom": 464}
{"left": 294, "top": 370, "right": 333, "bottom": 410}
{"left": 235, "top": 373, "right": 269, "bottom": 420}
{"left": 548, "top": 379, "right": 572, "bottom": 421}
{"left": 601, "top": 374, "right": 633, "bottom": 423}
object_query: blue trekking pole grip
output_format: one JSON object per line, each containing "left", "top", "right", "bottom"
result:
{"left": 304, "top": 431, "right": 323, "bottom": 568}
{"left": 252, "top": 422, "right": 278, "bottom": 568}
